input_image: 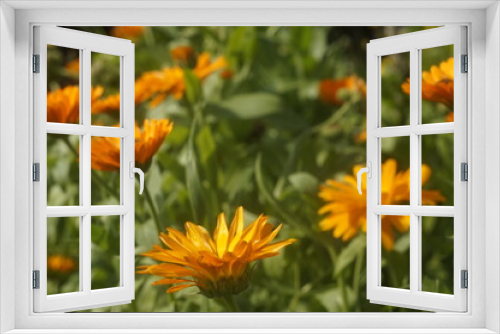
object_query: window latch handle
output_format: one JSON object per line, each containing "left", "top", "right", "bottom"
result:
{"left": 129, "top": 161, "right": 144, "bottom": 195}
{"left": 357, "top": 162, "right": 371, "bottom": 195}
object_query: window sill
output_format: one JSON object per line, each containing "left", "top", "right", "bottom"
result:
{"left": 4, "top": 329, "right": 497, "bottom": 334}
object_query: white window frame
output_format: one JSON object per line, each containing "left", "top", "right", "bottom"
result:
{"left": 0, "top": 1, "right": 499, "bottom": 333}
{"left": 366, "top": 26, "right": 467, "bottom": 312}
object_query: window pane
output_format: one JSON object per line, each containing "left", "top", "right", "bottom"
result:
{"left": 421, "top": 133, "right": 453, "bottom": 206}
{"left": 380, "top": 215, "right": 410, "bottom": 289}
{"left": 47, "top": 217, "right": 80, "bottom": 295}
{"left": 421, "top": 216, "right": 454, "bottom": 294}
{"left": 91, "top": 136, "right": 120, "bottom": 205}
{"left": 47, "top": 134, "right": 80, "bottom": 206}
{"left": 47, "top": 45, "right": 80, "bottom": 124}
{"left": 91, "top": 52, "right": 121, "bottom": 127}
{"left": 381, "top": 52, "right": 410, "bottom": 127}
{"left": 381, "top": 136, "right": 410, "bottom": 205}
{"left": 91, "top": 215, "right": 121, "bottom": 290}
{"left": 421, "top": 45, "right": 454, "bottom": 124}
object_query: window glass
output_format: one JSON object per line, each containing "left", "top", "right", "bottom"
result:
{"left": 47, "top": 217, "right": 80, "bottom": 295}
{"left": 381, "top": 52, "right": 410, "bottom": 127}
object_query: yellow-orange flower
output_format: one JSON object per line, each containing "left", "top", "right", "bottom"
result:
{"left": 137, "top": 207, "right": 297, "bottom": 298}
{"left": 193, "top": 52, "right": 227, "bottom": 81}
{"left": 47, "top": 255, "right": 76, "bottom": 274}
{"left": 134, "top": 53, "right": 226, "bottom": 107}
{"left": 319, "top": 75, "right": 366, "bottom": 105}
{"left": 92, "top": 93, "right": 120, "bottom": 114}
{"left": 134, "top": 67, "right": 186, "bottom": 107}
{"left": 90, "top": 119, "right": 174, "bottom": 171}
{"left": 47, "top": 85, "right": 104, "bottom": 123}
{"left": 318, "top": 159, "right": 445, "bottom": 250}
{"left": 171, "top": 46, "right": 195, "bottom": 62}
{"left": 111, "top": 26, "right": 145, "bottom": 41}
{"left": 402, "top": 57, "right": 454, "bottom": 109}
{"left": 135, "top": 119, "right": 174, "bottom": 165}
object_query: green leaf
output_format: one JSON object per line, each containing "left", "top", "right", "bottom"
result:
{"left": 211, "top": 93, "right": 282, "bottom": 120}
{"left": 315, "top": 287, "right": 346, "bottom": 312}
{"left": 334, "top": 234, "right": 366, "bottom": 277}
{"left": 195, "top": 126, "right": 217, "bottom": 176}
{"left": 183, "top": 69, "right": 202, "bottom": 106}
{"left": 393, "top": 233, "right": 410, "bottom": 254}
{"left": 288, "top": 172, "right": 319, "bottom": 193}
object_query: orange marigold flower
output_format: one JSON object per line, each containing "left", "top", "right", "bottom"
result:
{"left": 137, "top": 206, "right": 297, "bottom": 298}
{"left": 47, "top": 85, "right": 104, "bottom": 123}
{"left": 319, "top": 75, "right": 366, "bottom": 105}
{"left": 47, "top": 255, "right": 77, "bottom": 274}
{"left": 134, "top": 52, "right": 226, "bottom": 107}
{"left": 111, "top": 26, "right": 145, "bottom": 40}
{"left": 401, "top": 57, "right": 454, "bottom": 109}
{"left": 92, "top": 93, "right": 121, "bottom": 114}
{"left": 90, "top": 119, "right": 174, "bottom": 171}
{"left": 134, "top": 67, "right": 185, "bottom": 107}
{"left": 135, "top": 119, "right": 174, "bottom": 165}
{"left": 171, "top": 46, "right": 195, "bottom": 62}
{"left": 193, "top": 52, "right": 227, "bottom": 81}
{"left": 318, "top": 159, "right": 445, "bottom": 251}
{"left": 64, "top": 58, "right": 79, "bottom": 74}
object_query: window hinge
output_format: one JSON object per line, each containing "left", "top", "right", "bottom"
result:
{"left": 461, "top": 270, "right": 468, "bottom": 289}
{"left": 461, "top": 162, "right": 468, "bottom": 181}
{"left": 33, "top": 270, "right": 40, "bottom": 289}
{"left": 461, "top": 54, "right": 468, "bottom": 73}
{"left": 33, "top": 54, "right": 40, "bottom": 73}
{"left": 33, "top": 163, "right": 40, "bottom": 182}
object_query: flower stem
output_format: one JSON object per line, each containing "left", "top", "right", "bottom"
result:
{"left": 219, "top": 294, "right": 240, "bottom": 312}
{"left": 143, "top": 186, "right": 162, "bottom": 233}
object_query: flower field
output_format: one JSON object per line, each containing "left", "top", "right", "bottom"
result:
{"left": 46, "top": 26, "right": 455, "bottom": 312}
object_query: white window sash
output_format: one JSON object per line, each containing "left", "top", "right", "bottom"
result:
{"left": 366, "top": 26, "right": 467, "bottom": 312}
{"left": 32, "top": 26, "right": 136, "bottom": 313}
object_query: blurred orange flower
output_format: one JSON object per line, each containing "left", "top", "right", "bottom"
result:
{"left": 134, "top": 67, "right": 185, "bottom": 107}
{"left": 92, "top": 94, "right": 121, "bottom": 114}
{"left": 318, "top": 159, "right": 445, "bottom": 250}
{"left": 47, "top": 255, "right": 76, "bottom": 274}
{"left": 137, "top": 206, "right": 296, "bottom": 297}
{"left": 402, "top": 57, "right": 454, "bottom": 109}
{"left": 64, "top": 58, "right": 79, "bottom": 74}
{"left": 355, "top": 130, "right": 367, "bottom": 143}
{"left": 135, "top": 119, "right": 174, "bottom": 165}
{"left": 111, "top": 26, "right": 145, "bottom": 40}
{"left": 134, "top": 52, "right": 226, "bottom": 107}
{"left": 90, "top": 119, "right": 174, "bottom": 171}
{"left": 171, "top": 46, "right": 195, "bottom": 62}
{"left": 193, "top": 52, "right": 228, "bottom": 81}
{"left": 319, "top": 75, "right": 366, "bottom": 105}
{"left": 47, "top": 85, "right": 104, "bottom": 123}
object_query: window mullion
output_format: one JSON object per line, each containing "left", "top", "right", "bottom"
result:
{"left": 82, "top": 47, "right": 92, "bottom": 294}
{"left": 409, "top": 47, "right": 420, "bottom": 295}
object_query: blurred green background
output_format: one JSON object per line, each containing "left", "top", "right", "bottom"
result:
{"left": 45, "top": 26, "right": 454, "bottom": 312}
